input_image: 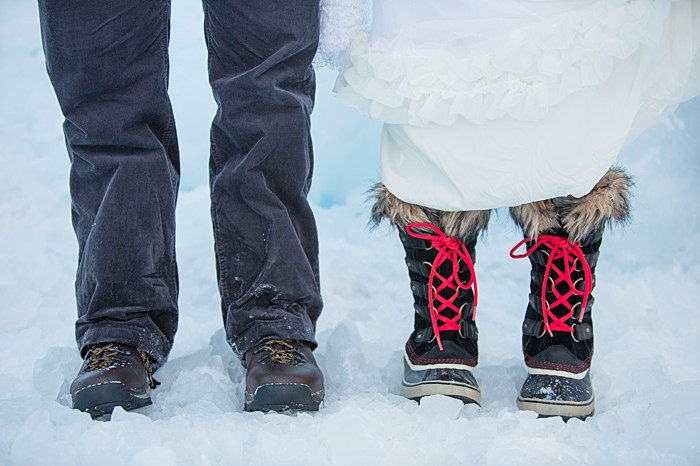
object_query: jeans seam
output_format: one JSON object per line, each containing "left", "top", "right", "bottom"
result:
{"left": 203, "top": 0, "right": 232, "bottom": 311}
{"left": 160, "top": 1, "right": 175, "bottom": 149}
{"left": 159, "top": 0, "right": 178, "bottom": 299}
{"left": 209, "top": 161, "right": 231, "bottom": 311}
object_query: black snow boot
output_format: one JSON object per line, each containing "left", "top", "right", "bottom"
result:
{"left": 510, "top": 228, "right": 602, "bottom": 419}
{"left": 369, "top": 183, "right": 490, "bottom": 405}
{"left": 509, "top": 167, "right": 632, "bottom": 420}
{"left": 399, "top": 223, "right": 481, "bottom": 404}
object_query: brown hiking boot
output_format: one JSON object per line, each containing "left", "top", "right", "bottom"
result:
{"left": 70, "top": 343, "right": 159, "bottom": 419}
{"left": 244, "top": 339, "right": 324, "bottom": 412}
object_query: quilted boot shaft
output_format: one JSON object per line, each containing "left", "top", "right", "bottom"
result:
{"left": 514, "top": 227, "right": 602, "bottom": 374}
{"left": 400, "top": 225, "right": 479, "bottom": 367}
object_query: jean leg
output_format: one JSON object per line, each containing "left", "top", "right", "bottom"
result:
{"left": 38, "top": 0, "right": 179, "bottom": 362}
{"left": 202, "top": 0, "right": 322, "bottom": 355}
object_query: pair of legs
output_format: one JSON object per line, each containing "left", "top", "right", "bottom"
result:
{"left": 372, "top": 167, "right": 632, "bottom": 419}
{"left": 38, "top": 0, "right": 324, "bottom": 417}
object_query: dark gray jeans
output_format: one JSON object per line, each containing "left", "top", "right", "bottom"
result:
{"left": 38, "top": 0, "right": 322, "bottom": 363}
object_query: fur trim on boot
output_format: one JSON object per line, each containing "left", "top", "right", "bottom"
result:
{"left": 369, "top": 183, "right": 490, "bottom": 241}
{"left": 509, "top": 167, "right": 633, "bottom": 242}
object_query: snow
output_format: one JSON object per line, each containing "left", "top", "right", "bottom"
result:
{"left": 1, "top": 1, "right": 699, "bottom": 465}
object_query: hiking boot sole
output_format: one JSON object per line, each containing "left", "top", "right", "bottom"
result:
{"left": 245, "top": 383, "right": 324, "bottom": 413}
{"left": 72, "top": 381, "right": 152, "bottom": 420}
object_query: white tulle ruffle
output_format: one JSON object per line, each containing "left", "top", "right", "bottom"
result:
{"left": 329, "top": 0, "right": 699, "bottom": 210}
{"left": 334, "top": 0, "right": 685, "bottom": 126}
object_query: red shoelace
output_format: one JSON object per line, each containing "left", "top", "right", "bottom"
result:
{"left": 510, "top": 235, "right": 592, "bottom": 337}
{"left": 406, "top": 223, "right": 478, "bottom": 351}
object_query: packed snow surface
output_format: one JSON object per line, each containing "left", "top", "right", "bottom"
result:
{"left": 1, "top": 1, "right": 699, "bottom": 465}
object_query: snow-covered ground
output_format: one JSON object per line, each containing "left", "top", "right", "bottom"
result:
{"left": 1, "top": 1, "right": 699, "bottom": 465}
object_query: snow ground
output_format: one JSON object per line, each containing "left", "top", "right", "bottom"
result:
{"left": 1, "top": 1, "right": 699, "bottom": 465}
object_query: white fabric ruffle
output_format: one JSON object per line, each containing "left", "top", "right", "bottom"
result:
{"left": 335, "top": 0, "right": 684, "bottom": 126}
{"left": 331, "top": 0, "right": 700, "bottom": 211}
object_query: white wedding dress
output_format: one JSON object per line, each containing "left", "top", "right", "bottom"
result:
{"left": 330, "top": 0, "right": 700, "bottom": 210}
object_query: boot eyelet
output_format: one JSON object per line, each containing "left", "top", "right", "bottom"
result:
{"left": 457, "top": 303, "right": 470, "bottom": 338}
{"left": 572, "top": 302, "right": 582, "bottom": 314}
{"left": 571, "top": 323, "right": 580, "bottom": 342}
{"left": 572, "top": 257, "right": 583, "bottom": 271}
